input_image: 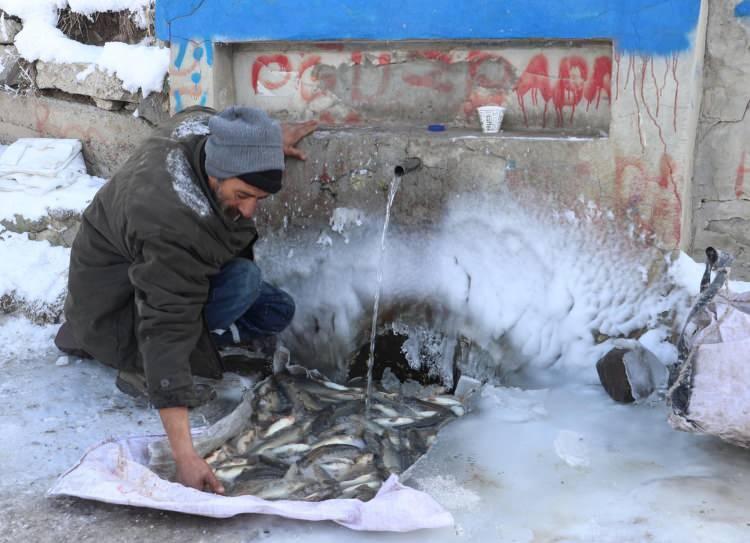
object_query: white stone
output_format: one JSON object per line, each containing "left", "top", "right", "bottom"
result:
{"left": 36, "top": 61, "right": 138, "bottom": 103}
{"left": 0, "top": 12, "right": 21, "bottom": 45}
{"left": 0, "top": 45, "right": 20, "bottom": 86}
{"left": 92, "top": 97, "right": 124, "bottom": 111}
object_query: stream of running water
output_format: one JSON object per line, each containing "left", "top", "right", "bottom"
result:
{"left": 364, "top": 174, "right": 401, "bottom": 417}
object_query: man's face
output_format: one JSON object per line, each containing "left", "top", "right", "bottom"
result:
{"left": 212, "top": 177, "right": 270, "bottom": 220}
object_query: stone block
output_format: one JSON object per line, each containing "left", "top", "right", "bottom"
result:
{"left": 0, "top": 92, "right": 154, "bottom": 177}
{"left": 93, "top": 97, "right": 125, "bottom": 111}
{"left": 138, "top": 91, "right": 169, "bottom": 125}
{"left": 36, "top": 61, "right": 138, "bottom": 103}
{"left": 0, "top": 45, "right": 20, "bottom": 86}
{"left": 0, "top": 12, "right": 21, "bottom": 45}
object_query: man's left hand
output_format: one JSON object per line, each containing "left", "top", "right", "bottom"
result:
{"left": 281, "top": 120, "right": 318, "bottom": 160}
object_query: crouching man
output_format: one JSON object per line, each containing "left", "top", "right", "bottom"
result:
{"left": 54, "top": 106, "right": 316, "bottom": 493}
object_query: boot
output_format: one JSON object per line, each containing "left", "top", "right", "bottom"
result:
{"left": 216, "top": 333, "right": 278, "bottom": 377}
{"left": 115, "top": 371, "right": 217, "bottom": 407}
{"left": 54, "top": 322, "right": 93, "bottom": 359}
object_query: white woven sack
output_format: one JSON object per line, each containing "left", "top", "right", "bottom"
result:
{"left": 668, "top": 249, "right": 750, "bottom": 448}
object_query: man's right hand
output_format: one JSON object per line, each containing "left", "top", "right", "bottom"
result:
{"left": 159, "top": 405, "right": 224, "bottom": 494}
{"left": 175, "top": 452, "right": 225, "bottom": 494}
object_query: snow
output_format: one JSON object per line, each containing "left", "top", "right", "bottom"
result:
{"left": 669, "top": 249, "right": 750, "bottom": 294}
{"left": 0, "top": 0, "right": 168, "bottom": 97}
{"left": 67, "top": 0, "right": 152, "bottom": 16}
{"left": 171, "top": 116, "right": 211, "bottom": 140}
{"left": 167, "top": 148, "right": 211, "bottom": 218}
{"left": 0, "top": 314, "right": 58, "bottom": 366}
{"left": 0, "top": 231, "right": 70, "bottom": 312}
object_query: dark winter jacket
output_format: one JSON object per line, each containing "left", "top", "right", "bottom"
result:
{"left": 64, "top": 107, "right": 258, "bottom": 408}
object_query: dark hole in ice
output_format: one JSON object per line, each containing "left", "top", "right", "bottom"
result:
{"left": 347, "top": 331, "right": 459, "bottom": 389}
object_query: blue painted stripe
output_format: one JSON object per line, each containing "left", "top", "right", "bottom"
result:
{"left": 173, "top": 40, "right": 187, "bottom": 70}
{"left": 736, "top": 0, "right": 750, "bottom": 17}
{"left": 156, "top": 0, "right": 701, "bottom": 55}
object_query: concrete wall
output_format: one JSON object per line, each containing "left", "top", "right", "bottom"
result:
{"left": 156, "top": 0, "right": 708, "bottom": 251}
{"left": 0, "top": 92, "right": 154, "bottom": 177}
{"left": 232, "top": 41, "right": 612, "bottom": 131}
{"left": 690, "top": 0, "right": 750, "bottom": 279}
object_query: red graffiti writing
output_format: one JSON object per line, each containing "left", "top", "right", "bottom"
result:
{"left": 462, "top": 51, "right": 514, "bottom": 115}
{"left": 35, "top": 104, "right": 102, "bottom": 143}
{"left": 516, "top": 54, "right": 611, "bottom": 127}
{"left": 351, "top": 51, "right": 392, "bottom": 104}
{"left": 615, "top": 153, "right": 682, "bottom": 244}
{"left": 402, "top": 50, "right": 454, "bottom": 94}
{"left": 251, "top": 54, "right": 293, "bottom": 93}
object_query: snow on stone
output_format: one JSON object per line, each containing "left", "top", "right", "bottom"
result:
{"left": 66, "top": 0, "right": 152, "bottom": 16}
{"left": 330, "top": 207, "right": 364, "bottom": 235}
{"left": 167, "top": 148, "right": 210, "bottom": 218}
{"left": 0, "top": 231, "right": 70, "bottom": 320}
{"left": 0, "top": 0, "right": 167, "bottom": 96}
{"left": 0, "top": 0, "right": 65, "bottom": 26}
{"left": 0, "top": 139, "right": 104, "bottom": 221}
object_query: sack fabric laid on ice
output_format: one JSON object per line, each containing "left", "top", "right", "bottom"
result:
{"left": 668, "top": 248, "right": 750, "bottom": 448}
{"left": 48, "top": 434, "right": 452, "bottom": 531}
{"left": 0, "top": 138, "right": 86, "bottom": 193}
{"left": 48, "top": 365, "right": 458, "bottom": 532}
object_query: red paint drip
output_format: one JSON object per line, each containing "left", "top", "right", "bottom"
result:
{"left": 736, "top": 151, "right": 748, "bottom": 199}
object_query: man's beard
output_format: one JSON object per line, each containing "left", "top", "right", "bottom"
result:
{"left": 216, "top": 192, "right": 242, "bottom": 222}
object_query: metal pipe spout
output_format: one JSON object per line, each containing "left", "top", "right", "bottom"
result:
{"left": 394, "top": 157, "right": 422, "bottom": 177}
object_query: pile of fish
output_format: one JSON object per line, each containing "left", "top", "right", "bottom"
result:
{"left": 202, "top": 366, "right": 466, "bottom": 501}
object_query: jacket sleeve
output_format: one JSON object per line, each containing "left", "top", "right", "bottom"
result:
{"left": 128, "top": 233, "right": 215, "bottom": 409}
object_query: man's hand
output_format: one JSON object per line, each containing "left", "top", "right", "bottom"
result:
{"left": 175, "top": 452, "right": 225, "bottom": 494}
{"left": 281, "top": 120, "right": 318, "bottom": 160}
{"left": 159, "top": 406, "right": 224, "bottom": 494}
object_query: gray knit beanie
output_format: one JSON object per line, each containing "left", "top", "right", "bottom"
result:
{"left": 205, "top": 106, "right": 284, "bottom": 181}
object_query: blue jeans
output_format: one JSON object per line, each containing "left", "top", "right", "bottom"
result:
{"left": 205, "top": 259, "right": 295, "bottom": 347}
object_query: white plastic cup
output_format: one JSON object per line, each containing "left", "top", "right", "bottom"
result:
{"left": 477, "top": 106, "right": 506, "bottom": 134}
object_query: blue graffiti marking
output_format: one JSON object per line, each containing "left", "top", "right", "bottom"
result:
{"left": 193, "top": 46, "right": 204, "bottom": 61}
{"left": 174, "top": 90, "right": 183, "bottom": 112}
{"left": 191, "top": 72, "right": 202, "bottom": 84}
{"left": 173, "top": 41, "right": 187, "bottom": 70}
{"left": 205, "top": 40, "right": 214, "bottom": 66}
{"left": 736, "top": 0, "right": 750, "bottom": 17}
{"left": 156, "top": 0, "right": 701, "bottom": 55}
{"left": 199, "top": 92, "right": 208, "bottom": 107}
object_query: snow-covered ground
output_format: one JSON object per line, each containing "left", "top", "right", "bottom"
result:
{"left": 2, "top": 139, "right": 750, "bottom": 541}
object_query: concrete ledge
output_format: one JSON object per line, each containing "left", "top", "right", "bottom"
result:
{"left": 0, "top": 91, "right": 154, "bottom": 177}
{"left": 36, "top": 61, "right": 138, "bottom": 103}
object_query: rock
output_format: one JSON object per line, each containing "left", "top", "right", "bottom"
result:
{"left": 60, "top": 222, "right": 80, "bottom": 247}
{"left": 92, "top": 97, "right": 125, "bottom": 111}
{"left": 137, "top": 91, "right": 169, "bottom": 125}
{"left": 1, "top": 214, "right": 48, "bottom": 234}
{"left": 596, "top": 348, "right": 635, "bottom": 404}
{"left": 596, "top": 343, "right": 668, "bottom": 404}
{"left": 2, "top": 211, "right": 82, "bottom": 248}
{"left": 36, "top": 61, "right": 138, "bottom": 103}
{"left": 0, "top": 12, "right": 21, "bottom": 44}
{"left": 0, "top": 45, "right": 20, "bottom": 86}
